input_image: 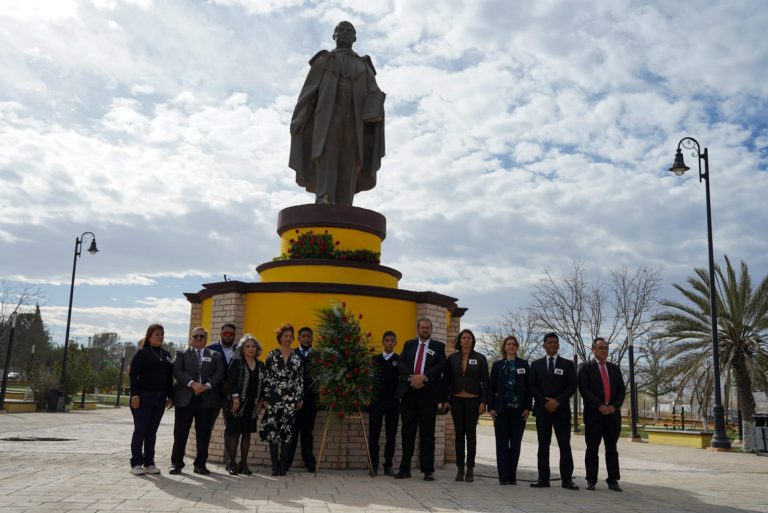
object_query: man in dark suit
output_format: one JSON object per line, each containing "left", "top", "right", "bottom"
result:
{"left": 207, "top": 323, "right": 238, "bottom": 452}
{"left": 578, "top": 337, "right": 626, "bottom": 492}
{"left": 169, "top": 327, "right": 225, "bottom": 475}
{"left": 528, "top": 332, "right": 579, "bottom": 490}
{"left": 395, "top": 318, "right": 446, "bottom": 481}
{"left": 368, "top": 330, "right": 400, "bottom": 476}
{"left": 288, "top": 326, "right": 318, "bottom": 472}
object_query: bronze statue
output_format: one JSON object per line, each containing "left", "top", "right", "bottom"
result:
{"left": 289, "top": 21, "right": 385, "bottom": 205}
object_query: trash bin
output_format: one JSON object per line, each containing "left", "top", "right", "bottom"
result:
{"left": 754, "top": 413, "right": 768, "bottom": 455}
{"left": 46, "top": 389, "right": 59, "bottom": 412}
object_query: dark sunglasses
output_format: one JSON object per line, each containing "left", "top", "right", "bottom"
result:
{"left": 222, "top": 331, "right": 236, "bottom": 336}
{"left": 192, "top": 334, "right": 206, "bottom": 340}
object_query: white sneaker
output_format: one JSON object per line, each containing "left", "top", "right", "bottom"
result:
{"left": 130, "top": 465, "right": 145, "bottom": 475}
{"left": 144, "top": 465, "right": 161, "bottom": 474}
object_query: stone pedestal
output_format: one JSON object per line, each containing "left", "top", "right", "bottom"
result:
{"left": 184, "top": 204, "right": 465, "bottom": 469}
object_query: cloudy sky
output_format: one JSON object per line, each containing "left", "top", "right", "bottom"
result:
{"left": 1, "top": 0, "right": 767, "bottom": 347}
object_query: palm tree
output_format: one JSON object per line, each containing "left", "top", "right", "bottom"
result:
{"left": 654, "top": 255, "right": 768, "bottom": 451}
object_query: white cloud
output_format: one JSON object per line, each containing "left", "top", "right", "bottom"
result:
{"left": 1, "top": 0, "right": 767, "bottom": 346}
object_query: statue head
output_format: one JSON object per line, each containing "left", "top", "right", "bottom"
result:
{"left": 333, "top": 21, "right": 356, "bottom": 49}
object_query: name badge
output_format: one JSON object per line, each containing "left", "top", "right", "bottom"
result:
{"left": 201, "top": 356, "right": 212, "bottom": 362}
{"left": 468, "top": 359, "right": 478, "bottom": 365}
{"left": 554, "top": 368, "right": 564, "bottom": 375}
{"left": 517, "top": 368, "right": 526, "bottom": 374}
{"left": 426, "top": 349, "right": 435, "bottom": 356}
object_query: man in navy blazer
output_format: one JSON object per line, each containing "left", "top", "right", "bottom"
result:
{"left": 169, "top": 327, "right": 225, "bottom": 475}
{"left": 578, "top": 337, "right": 626, "bottom": 491}
{"left": 528, "top": 332, "right": 578, "bottom": 490}
{"left": 394, "top": 318, "right": 446, "bottom": 481}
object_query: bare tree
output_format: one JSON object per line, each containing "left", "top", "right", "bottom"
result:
{"left": 529, "top": 261, "right": 619, "bottom": 361}
{"left": 0, "top": 280, "right": 43, "bottom": 338}
{"left": 610, "top": 265, "right": 662, "bottom": 365}
{"left": 635, "top": 337, "right": 675, "bottom": 421}
{"left": 478, "top": 308, "right": 544, "bottom": 362}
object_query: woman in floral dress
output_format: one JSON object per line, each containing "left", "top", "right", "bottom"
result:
{"left": 259, "top": 323, "right": 303, "bottom": 476}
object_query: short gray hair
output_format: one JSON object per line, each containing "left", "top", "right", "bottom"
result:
{"left": 417, "top": 318, "right": 433, "bottom": 328}
{"left": 238, "top": 334, "right": 263, "bottom": 358}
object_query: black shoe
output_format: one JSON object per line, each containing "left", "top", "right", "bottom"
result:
{"left": 393, "top": 471, "right": 411, "bottom": 479}
{"left": 423, "top": 472, "right": 435, "bottom": 481}
{"left": 586, "top": 481, "right": 596, "bottom": 491}
{"left": 455, "top": 466, "right": 465, "bottom": 482}
{"left": 608, "top": 482, "right": 623, "bottom": 492}
{"left": 370, "top": 468, "right": 378, "bottom": 477}
{"left": 561, "top": 480, "right": 579, "bottom": 490}
{"left": 530, "top": 480, "right": 550, "bottom": 488}
{"left": 239, "top": 462, "right": 252, "bottom": 476}
{"left": 168, "top": 466, "right": 182, "bottom": 475}
{"left": 499, "top": 480, "right": 509, "bottom": 485}
{"left": 306, "top": 466, "right": 316, "bottom": 473}
{"left": 510, "top": 479, "right": 517, "bottom": 485}
{"left": 465, "top": 467, "right": 474, "bottom": 483}
{"left": 383, "top": 466, "right": 394, "bottom": 476}
{"left": 193, "top": 466, "right": 210, "bottom": 475}
{"left": 227, "top": 463, "right": 238, "bottom": 476}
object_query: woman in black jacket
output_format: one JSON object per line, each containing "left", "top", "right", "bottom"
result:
{"left": 224, "top": 334, "right": 265, "bottom": 475}
{"left": 445, "top": 328, "right": 488, "bottom": 482}
{"left": 128, "top": 323, "right": 173, "bottom": 476}
{"left": 487, "top": 335, "right": 532, "bottom": 485}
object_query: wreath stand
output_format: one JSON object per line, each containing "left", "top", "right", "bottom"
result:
{"left": 315, "top": 407, "right": 375, "bottom": 476}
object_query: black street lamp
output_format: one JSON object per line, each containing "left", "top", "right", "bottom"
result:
{"left": 668, "top": 137, "right": 731, "bottom": 450}
{"left": 0, "top": 312, "right": 18, "bottom": 411}
{"left": 58, "top": 231, "right": 99, "bottom": 412}
{"left": 115, "top": 345, "right": 126, "bottom": 408}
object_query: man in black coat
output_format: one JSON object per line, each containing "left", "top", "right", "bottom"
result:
{"left": 578, "top": 337, "right": 626, "bottom": 491}
{"left": 169, "top": 327, "right": 226, "bottom": 475}
{"left": 528, "top": 332, "right": 579, "bottom": 490}
{"left": 368, "top": 330, "right": 400, "bottom": 476}
{"left": 288, "top": 326, "right": 318, "bottom": 472}
{"left": 394, "top": 318, "right": 446, "bottom": 481}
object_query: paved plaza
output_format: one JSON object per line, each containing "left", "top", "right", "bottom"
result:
{"left": 0, "top": 408, "right": 766, "bottom": 512}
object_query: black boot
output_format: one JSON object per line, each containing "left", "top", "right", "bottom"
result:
{"left": 279, "top": 442, "right": 290, "bottom": 476}
{"left": 455, "top": 465, "right": 465, "bottom": 482}
{"left": 269, "top": 443, "right": 280, "bottom": 476}
{"left": 465, "top": 467, "right": 474, "bottom": 482}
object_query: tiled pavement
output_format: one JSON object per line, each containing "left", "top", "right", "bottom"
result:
{"left": 0, "top": 408, "right": 766, "bottom": 512}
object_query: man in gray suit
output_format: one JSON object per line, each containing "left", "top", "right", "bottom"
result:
{"left": 169, "top": 327, "right": 225, "bottom": 475}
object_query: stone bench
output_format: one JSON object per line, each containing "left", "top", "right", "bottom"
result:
{"left": 646, "top": 428, "right": 714, "bottom": 449}
{"left": 1, "top": 400, "right": 39, "bottom": 413}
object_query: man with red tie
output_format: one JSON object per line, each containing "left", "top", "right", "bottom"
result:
{"left": 394, "top": 318, "right": 446, "bottom": 481}
{"left": 577, "top": 337, "right": 626, "bottom": 491}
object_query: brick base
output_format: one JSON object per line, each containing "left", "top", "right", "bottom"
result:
{"left": 188, "top": 410, "right": 448, "bottom": 470}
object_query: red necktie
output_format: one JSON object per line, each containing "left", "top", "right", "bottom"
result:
{"left": 599, "top": 362, "right": 610, "bottom": 404}
{"left": 414, "top": 342, "right": 426, "bottom": 374}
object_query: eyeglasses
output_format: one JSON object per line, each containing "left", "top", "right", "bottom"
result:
{"left": 192, "top": 334, "right": 206, "bottom": 340}
{"left": 222, "top": 332, "right": 235, "bottom": 336}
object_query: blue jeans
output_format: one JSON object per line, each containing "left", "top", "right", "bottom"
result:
{"left": 130, "top": 391, "right": 167, "bottom": 467}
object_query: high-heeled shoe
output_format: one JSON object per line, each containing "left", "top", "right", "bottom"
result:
{"left": 239, "top": 461, "right": 252, "bottom": 475}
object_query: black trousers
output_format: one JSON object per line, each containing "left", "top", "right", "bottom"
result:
{"left": 368, "top": 400, "right": 399, "bottom": 470}
{"left": 535, "top": 411, "right": 574, "bottom": 482}
{"left": 449, "top": 396, "right": 481, "bottom": 467}
{"left": 399, "top": 391, "right": 437, "bottom": 474}
{"left": 493, "top": 405, "right": 526, "bottom": 482}
{"left": 584, "top": 411, "right": 621, "bottom": 484}
{"left": 171, "top": 395, "right": 214, "bottom": 468}
{"left": 288, "top": 400, "right": 317, "bottom": 470}
{"left": 129, "top": 391, "right": 167, "bottom": 467}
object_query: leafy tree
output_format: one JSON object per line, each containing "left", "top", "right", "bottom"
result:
{"left": 654, "top": 255, "right": 768, "bottom": 451}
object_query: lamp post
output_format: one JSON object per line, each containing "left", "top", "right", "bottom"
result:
{"left": 668, "top": 137, "right": 731, "bottom": 450}
{"left": 58, "top": 231, "right": 99, "bottom": 412}
{"left": 627, "top": 330, "right": 641, "bottom": 440}
{"left": 0, "top": 312, "right": 18, "bottom": 411}
{"left": 115, "top": 345, "right": 126, "bottom": 408}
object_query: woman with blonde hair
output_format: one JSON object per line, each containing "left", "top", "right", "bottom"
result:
{"left": 224, "top": 334, "right": 265, "bottom": 475}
